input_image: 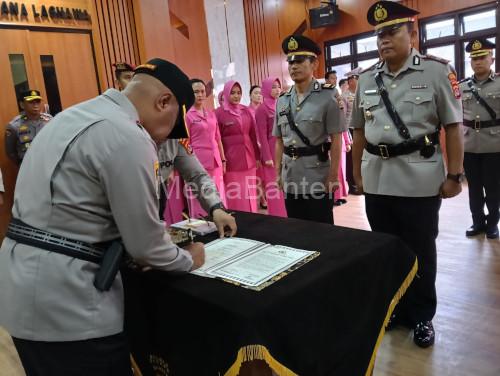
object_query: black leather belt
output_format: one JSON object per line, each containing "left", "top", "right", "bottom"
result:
{"left": 6, "top": 218, "right": 107, "bottom": 264}
{"left": 365, "top": 132, "right": 440, "bottom": 160}
{"left": 284, "top": 142, "right": 331, "bottom": 160}
{"left": 463, "top": 119, "right": 500, "bottom": 130}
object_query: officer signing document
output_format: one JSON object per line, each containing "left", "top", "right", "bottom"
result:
{"left": 0, "top": 58, "right": 235, "bottom": 375}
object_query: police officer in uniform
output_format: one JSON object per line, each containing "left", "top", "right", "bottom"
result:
{"left": 115, "top": 65, "right": 231, "bottom": 226}
{"left": 460, "top": 39, "right": 500, "bottom": 239}
{"left": 0, "top": 58, "right": 235, "bottom": 376}
{"left": 113, "top": 61, "right": 135, "bottom": 91}
{"left": 5, "top": 90, "right": 52, "bottom": 165}
{"left": 273, "top": 35, "right": 346, "bottom": 224}
{"left": 351, "top": 1, "right": 464, "bottom": 348}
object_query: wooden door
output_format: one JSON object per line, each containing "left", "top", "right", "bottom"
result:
{"left": 0, "top": 27, "right": 100, "bottom": 239}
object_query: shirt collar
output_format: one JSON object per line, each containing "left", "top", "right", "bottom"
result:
{"left": 472, "top": 70, "right": 496, "bottom": 83}
{"left": 376, "top": 48, "right": 424, "bottom": 76}
{"left": 102, "top": 88, "right": 140, "bottom": 122}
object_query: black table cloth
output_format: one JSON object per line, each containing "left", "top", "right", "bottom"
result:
{"left": 123, "top": 211, "right": 416, "bottom": 376}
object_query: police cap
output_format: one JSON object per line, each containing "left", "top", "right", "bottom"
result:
{"left": 20, "top": 90, "right": 42, "bottom": 102}
{"left": 465, "top": 38, "right": 496, "bottom": 58}
{"left": 367, "top": 1, "right": 419, "bottom": 35}
{"left": 113, "top": 62, "right": 135, "bottom": 73}
{"left": 134, "top": 58, "right": 194, "bottom": 139}
{"left": 282, "top": 35, "right": 321, "bottom": 62}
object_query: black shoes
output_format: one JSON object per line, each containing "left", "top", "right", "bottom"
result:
{"left": 466, "top": 224, "right": 486, "bottom": 237}
{"left": 413, "top": 321, "right": 435, "bottom": 348}
{"left": 486, "top": 226, "right": 499, "bottom": 239}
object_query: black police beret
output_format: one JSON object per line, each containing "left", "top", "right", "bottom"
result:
{"left": 113, "top": 62, "right": 135, "bottom": 72}
{"left": 465, "top": 38, "right": 496, "bottom": 58}
{"left": 282, "top": 35, "right": 321, "bottom": 62}
{"left": 367, "top": 1, "right": 419, "bottom": 34}
{"left": 20, "top": 89, "right": 42, "bottom": 102}
{"left": 134, "top": 58, "right": 194, "bottom": 139}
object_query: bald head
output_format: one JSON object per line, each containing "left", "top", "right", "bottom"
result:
{"left": 123, "top": 74, "right": 179, "bottom": 144}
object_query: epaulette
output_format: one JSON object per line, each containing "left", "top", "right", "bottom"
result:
{"left": 281, "top": 86, "right": 293, "bottom": 96}
{"left": 321, "top": 83, "right": 335, "bottom": 90}
{"left": 40, "top": 113, "right": 52, "bottom": 121}
{"left": 360, "top": 61, "right": 382, "bottom": 74}
{"left": 458, "top": 77, "right": 471, "bottom": 84}
{"left": 422, "top": 54, "right": 449, "bottom": 65}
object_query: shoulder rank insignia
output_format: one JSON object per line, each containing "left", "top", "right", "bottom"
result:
{"left": 40, "top": 113, "right": 52, "bottom": 121}
{"left": 321, "top": 83, "right": 335, "bottom": 90}
{"left": 423, "top": 54, "right": 450, "bottom": 65}
{"left": 178, "top": 138, "right": 193, "bottom": 155}
{"left": 313, "top": 81, "right": 320, "bottom": 91}
{"left": 361, "top": 61, "right": 383, "bottom": 74}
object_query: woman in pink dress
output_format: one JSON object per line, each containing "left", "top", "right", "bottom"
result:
{"left": 216, "top": 80, "right": 260, "bottom": 212}
{"left": 185, "top": 79, "right": 227, "bottom": 217}
{"left": 255, "top": 77, "right": 287, "bottom": 217}
{"left": 247, "top": 85, "right": 262, "bottom": 118}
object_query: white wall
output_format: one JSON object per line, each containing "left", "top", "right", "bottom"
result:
{"left": 204, "top": 0, "right": 251, "bottom": 107}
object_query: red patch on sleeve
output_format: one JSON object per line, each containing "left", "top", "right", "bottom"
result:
{"left": 448, "top": 73, "right": 461, "bottom": 99}
{"left": 178, "top": 138, "right": 193, "bottom": 154}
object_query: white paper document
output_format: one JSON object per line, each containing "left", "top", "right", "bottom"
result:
{"left": 191, "top": 237, "right": 317, "bottom": 288}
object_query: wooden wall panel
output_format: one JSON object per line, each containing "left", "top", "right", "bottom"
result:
{"left": 244, "top": 0, "right": 496, "bottom": 81}
{"left": 91, "top": 0, "right": 141, "bottom": 91}
{"left": 167, "top": 0, "right": 213, "bottom": 85}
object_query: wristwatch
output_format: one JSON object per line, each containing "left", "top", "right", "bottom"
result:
{"left": 446, "top": 172, "right": 465, "bottom": 183}
{"left": 209, "top": 202, "right": 226, "bottom": 217}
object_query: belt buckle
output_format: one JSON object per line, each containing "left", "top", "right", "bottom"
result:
{"left": 289, "top": 146, "right": 298, "bottom": 160}
{"left": 378, "top": 144, "right": 390, "bottom": 160}
{"left": 474, "top": 119, "right": 481, "bottom": 131}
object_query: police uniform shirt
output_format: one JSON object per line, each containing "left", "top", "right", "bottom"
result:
{"left": 5, "top": 112, "right": 52, "bottom": 163}
{"left": 341, "top": 89, "right": 356, "bottom": 126}
{"left": 272, "top": 79, "right": 346, "bottom": 194}
{"left": 0, "top": 89, "right": 193, "bottom": 341}
{"left": 157, "top": 139, "right": 222, "bottom": 209}
{"left": 460, "top": 71, "right": 500, "bottom": 153}
{"left": 350, "top": 48, "right": 463, "bottom": 197}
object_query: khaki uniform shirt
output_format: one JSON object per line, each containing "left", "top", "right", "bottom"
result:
{"left": 272, "top": 79, "right": 346, "bottom": 194}
{"left": 341, "top": 89, "right": 356, "bottom": 126}
{"left": 350, "top": 49, "right": 463, "bottom": 197}
{"left": 157, "top": 140, "right": 221, "bottom": 209}
{"left": 5, "top": 112, "right": 52, "bottom": 164}
{"left": 459, "top": 71, "right": 500, "bottom": 153}
{"left": 0, "top": 89, "right": 194, "bottom": 341}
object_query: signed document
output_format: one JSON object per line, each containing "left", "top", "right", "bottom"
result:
{"left": 192, "top": 237, "right": 317, "bottom": 289}
{"left": 191, "top": 237, "right": 264, "bottom": 276}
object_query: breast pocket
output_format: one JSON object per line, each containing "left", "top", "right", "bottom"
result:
{"left": 402, "top": 91, "right": 436, "bottom": 128}
{"left": 360, "top": 95, "right": 382, "bottom": 127}
{"left": 277, "top": 117, "right": 289, "bottom": 137}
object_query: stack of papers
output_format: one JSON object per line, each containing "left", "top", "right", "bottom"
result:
{"left": 192, "top": 237, "right": 318, "bottom": 289}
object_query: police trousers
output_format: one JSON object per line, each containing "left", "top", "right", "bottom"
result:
{"left": 365, "top": 194, "right": 441, "bottom": 325}
{"left": 463, "top": 152, "right": 500, "bottom": 228}
{"left": 285, "top": 192, "right": 335, "bottom": 224}
{"left": 12, "top": 332, "right": 133, "bottom": 376}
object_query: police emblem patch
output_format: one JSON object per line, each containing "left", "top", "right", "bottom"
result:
{"left": 374, "top": 4, "right": 388, "bottom": 22}
{"left": 472, "top": 40, "right": 482, "bottom": 51}
{"left": 448, "top": 73, "right": 461, "bottom": 99}
{"left": 288, "top": 37, "right": 299, "bottom": 51}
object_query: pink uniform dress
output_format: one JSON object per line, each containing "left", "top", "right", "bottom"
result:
{"left": 216, "top": 80, "right": 260, "bottom": 212}
{"left": 334, "top": 131, "right": 352, "bottom": 201}
{"left": 255, "top": 77, "right": 287, "bottom": 217}
{"left": 185, "top": 106, "right": 227, "bottom": 218}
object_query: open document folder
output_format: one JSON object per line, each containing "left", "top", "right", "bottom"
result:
{"left": 191, "top": 237, "right": 319, "bottom": 290}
